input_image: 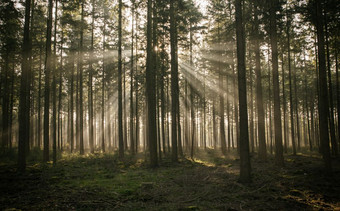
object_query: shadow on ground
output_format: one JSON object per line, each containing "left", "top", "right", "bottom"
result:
{"left": 0, "top": 149, "right": 339, "bottom": 210}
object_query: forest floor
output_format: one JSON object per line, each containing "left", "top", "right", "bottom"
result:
{"left": 0, "top": 149, "right": 339, "bottom": 210}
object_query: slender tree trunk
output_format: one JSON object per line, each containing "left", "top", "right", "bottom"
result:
{"left": 293, "top": 54, "right": 301, "bottom": 151}
{"left": 335, "top": 46, "right": 340, "bottom": 151}
{"left": 135, "top": 11, "right": 139, "bottom": 153}
{"left": 249, "top": 48, "right": 254, "bottom": 153}
{"left": 38, "top": 42, "right": 43, "bottom": 149}
{"left": 287, "top": 9, "right": 296, "bottom": 155}
{"left": 102, "top": 10, "right": 106, "bottom": 152}
{"left": 170, "top": 0, "right": 178, "bottom": 162}
{"left": 146, "top": 0, "right": 158, "bottom": 166}
{"left": 315, "top": 0, "right": 332, "bottom": 172}
{"left": 160, "top": 27, "right": 166, "bottom": 155}
{"left": 52, "top": 0, "right": 58, "bottom": 164}
{"left": 235, "top": 0, "right": 251, "bottom": 183}
{"left": 324, "top": 14, "right": 338, "bottom": 156}
{"left": 282, "top": 53, "right": 288, "bottom": 153}
{"left": 269, "top": 0, "right": 284, "bottom": 166}
{"left": 130, "top": 1, "right": 135, "bottom": 155}
{"left": 79, "top": 0, "right": 84, "bottom": 155}
{"left": 58, "top": 16, "right": 64, "bottom": 151}
{"left": 43, "top": 0, "right": 53, "bottom": 162}
{"left": 118, "top": 0, "right": 124, "bottom": 158}
{"left": 220, "top": 72, "right": 226, "bottom": 155}
{"left": 189, "top": 24, "right": 196, "bottom": 158}
{"left": 18, "top": 0, "right": 32, "bottom": 172}
{"left": 88, "top": 0, "right": 95, "bottom": 154}
{"left": 226, "top": 75, "right": 231, "bottom": 151}
{"left": 254, "top": 3, "right": 266, "bottom": 161}
{"left": 2, "top": 52, "right": 10, "bottom": 149}
{"left": 268, "top": 47, "right": 273, "bottom": 155}
{"left": 70, "top": 51, "right": 75, "bottom": 153}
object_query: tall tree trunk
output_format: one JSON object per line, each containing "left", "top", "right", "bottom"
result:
{"left": 43, "top": 0, "right": 53, "bottom": 162}
{"left": 249, "top": 48, "right": 254, "bottom": 153}
{"left": 281, "top": 53, "right": 288, "bottom": 153}
{"left": 293, "top": 54, "right": 301, "bottom": 151}
{"left": 38, "top": 41, "right": 43, "bottom": 149}
{"left": 118, "top": 0, "right": 124, "bottom": 158}
{"left": 88, "top": 0, "right": 95, "bottom": 154}
{"left": 160, "top": 27, "right": 166, "bottom": 155}
{"left": 235, "top": 0, "right": 251, "bottom": 183}
{"left": 9, "top": 63, "right": 15, "bottom": 149}
{"left": 58, "top": 15, "right": 64, "bottom": 151}
{"left": 102, "top": 9, "right": 106, "bottom": 152}
{"left": 287, "top": 9, "right": 296, "bottom": 155}
{"left": 170, "top": 0, "right": 178, "bottom": 162}
{"left": 254, "top": 3, "right": 266, "bottom": 160}
{"left": 268, "top": 48, "right": 273, "bottom": 155}
{"left": 52, "top": 0, "right": 58, "bottom": 164}
{"left": 336, "top": 46, "right": 340, "bottom": 151}
{"left": 190, "top": 24, "right": 196, "bottom": 158}
{"left": 18, "top": 0, "right": 32, "bottom": 172}
{"left": 315, "top": 0, "right": 332, "bottom": 172}
{"left": 269, "top": 0, "right": 284, "bottom": 166}
{"left": 135, "top": 11, "right": 139, "bottom": 153}
{"left": 146, "top": 0, "right": 158, "bottom": 166}
{"left": 324, "top": 14, "right": 338, "bottom": 156}
{"left": 130, "top": 0, "right": 135, "bottom": 155}
{"left": 219, "top": 72, "right": 226, "bottom": 155}
{"left": 79, "top": 0, "right": 84, "bottom": 155}
{"left": 70, "top": 51, "right": 75, "bottom": 153}
{"left": 2, "top": 52, "right": 10, "bottom": 149}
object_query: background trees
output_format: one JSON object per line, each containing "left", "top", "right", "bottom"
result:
{"left": 0, "top": 0, "right": 338, "bottom": 178}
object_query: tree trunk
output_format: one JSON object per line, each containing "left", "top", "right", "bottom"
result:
{"left": 130, "top": 1, "right": 135, "bottom": 155}
{"left": 118, "top": 0, "right": 124, "bottom": 158}
{"left": 235, "top": 0, "right": 251, "bottom": 183}
{"left": 146, "top": 0, "right": 158, "bottom": 167}
{"left": 88, "top": 0, "right": 95, "bottom": 154}
{"left": 43, "top": 0, "right": 53, "bottom": 162}
{"left": 18, "top": 0, "right": 32, "bottom": 172}
{"left": 79, "top": 0, "right": 84, "bottom": 155}
{"left": 287, "top": 9, "right": 296, "bottom": 155}
{"left": 324, "top": 14, "right": 338, "bottom": 156}
{"left": 170, "top": 0, "right": 178, "bottom": 162}
{"left": 102, "top": 9, "right": 106, "bottom": 152}
{"left": 269, "top": 0, "right": 284, "bottom": 166}
{"left": 52, "top": 0, "right": 58, "bottom": 164}
{"left": 315, "top": 0, "right": 332, "bottom": 172}
{"left": 254, "top": 3, "right": 266, "bottom": 161}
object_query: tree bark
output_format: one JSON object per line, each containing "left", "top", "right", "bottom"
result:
{"left": 43, "top": 0, "right": 53, "bottom": 162}
{"left": 235, "top": 0, "right": 251, "bottom": 183}
{"left": 315, "top": 0, "right": 332, "bottom": 172}
{"left": 118, "top": 0, "right": 124, "bottom": 158}
{"left": 170, "top": 0, "right": 178, "bottom": 162}
{"left": 146, "top": 0, "right": 158, "bottom": 167}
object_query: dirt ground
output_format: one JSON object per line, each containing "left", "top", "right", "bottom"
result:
{"left": 0, "top": 149, "right": 339, "bottom": 210}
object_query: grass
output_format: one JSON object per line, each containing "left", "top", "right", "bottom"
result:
{"left": 0, "top": 149, "right": 339, "bottom": 210}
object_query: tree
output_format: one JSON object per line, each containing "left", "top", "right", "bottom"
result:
{"left": 43, "top": 0, "right": 53, "bottom": 162}
{"left": 88, "top": 0, "right": 95, "bottom": 154}
{"left": 118, "top": 0, "right": 124, "bottom": 159}
{"left": 146, "top": 0, "right": 158, "bottom": 167}
{"left": 235, "top": 0, "right": 251, "bottom": 183}
{"left": 52, "top": 0, "right": 58, "bottom": 164}
{"left": 130, "top": 0, "right": 135, "bottom": 155}
{"left": 170, "top": 0, "right": 179, "bottom": 162}
{"left": 253, "top": 2, "right": 266, "bottom": 161}
{"left": 286, "top": 6, "right": 296, "bottom": 155}
{"left": 18, "top": 0, "right": 32, "bottom": 172}
{"left": 315, "top": 0, "right": 332, "bottom": 172}
{"left": 269, "top": 0, "right": 284, "bottom": 166}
